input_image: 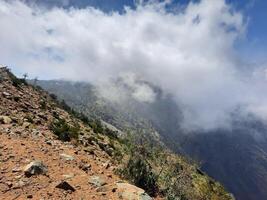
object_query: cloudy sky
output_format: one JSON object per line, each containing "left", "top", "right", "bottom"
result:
{"left": 1, "top": 0, "right": 267, "bottom": 130}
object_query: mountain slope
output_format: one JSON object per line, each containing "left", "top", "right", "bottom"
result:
{"left": 36, "top": 78, "right": 267, "bottom": 200}
{"left": 0, "top": 67, "right": 233, "bottom": 200}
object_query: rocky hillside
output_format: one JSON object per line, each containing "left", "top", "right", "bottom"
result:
{"left": 0, "top": 67, "right": 233, "bottom": 200}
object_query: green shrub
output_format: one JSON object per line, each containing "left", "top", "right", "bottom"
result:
{"left": 52, "top": 111, "right": 59, "bottom": 119}
{"left": 118, "top": 142, "right": 159, "bottom": 197}
{"left": 59, "top": 100, "right": 72, "bottom": 112}
{"left": 77, "top": 112, "right": 90, "bottom": 124}
{"left": 103, "top": 127, "right": 118, "bottom": 139}
{"left": 40, "top": 100, "right": 47, "bottom": 110}
{"left": 89, "top": 119, "right": 104, "bottom": 133}
{"left": 13, "top": 96, "right": 20, "bottom": 102}
{"left": 120, "top": 154, "right": 159, "bottom": 197}
{"left": 49, "top": 93, "right": 57, "bottom": 100}
{"left": 50, "top": 118, "right": 80, "bottom": 141}
{"left": 112, "top": 146, "right": 123, "bottom": 161}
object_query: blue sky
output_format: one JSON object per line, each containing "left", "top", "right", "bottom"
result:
{"left": 227, "top": 0, "right": 267, "bottom": 61}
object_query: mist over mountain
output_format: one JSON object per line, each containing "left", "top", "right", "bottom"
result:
{"left": 36, "top": 78, "right": 267, "bottom": 200}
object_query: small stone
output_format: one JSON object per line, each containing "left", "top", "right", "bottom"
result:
{"left": 79, "top": 162, "right": 91, "bottom": 173}
{"left": 62, "top": 173, "right": 74, "bottom": 180}
{"left": 103, "top": 161, "right": 110, "bottom": 169}
{"left": 45, "top": 140, "right": 52, "bottom": 145}
{"left": 96, "top": 186, "right": 109, "bottom": 193}
{"left": 12, "top": 167, "right": 22, "bottom": 173}
{"left": 22, "top": 122, "right": 31, "bottom": 129}
{"left": 24, "top": 160, "right": 47, "bottom": 177}
{"left": 55, "top": 181, "right": 75, "bottom": 192}
{"left": 6, "top": 181, "right": 13, "bottom": 188}
{"left": 60, "top": 153, "right": 74, "bottom": 161}
{"left": 13, "top": 180, "right": 27, "bottom": 189}
{"left": 47, "top": 192, "right": 53, "bottom": 196}
{"left": 0, "top": 116, "right": 12, "bottom": 124}
{"left": 14, "top": 175, "right": 23, "bottom": 180}
{"left": 88, "top": 176, "right": 107, "bottom": 187}
{"left": 2, "top": 91, "right": 11, "bottom": 97}
{"left": 27, "top": 194, "right": 33, "bottom": 199}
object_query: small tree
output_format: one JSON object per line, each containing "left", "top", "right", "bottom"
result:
{"left": 22, "top": 73, "right": 28, "bottom": 80}
{"left": 33, "top": 76, "right": 38, "bottom": 86}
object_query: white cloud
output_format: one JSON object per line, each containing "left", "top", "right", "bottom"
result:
{"left": 1, "top": 0, "right": 267, "bottom": 130}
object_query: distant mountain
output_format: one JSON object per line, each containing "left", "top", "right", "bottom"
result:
{"left": 182, "top": 129, "right": 267, "bottom": 200}
{"left": 36, "top": 79, "right": 267, "bottom": 200}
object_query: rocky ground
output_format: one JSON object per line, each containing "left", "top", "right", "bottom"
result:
{"left": 0, "top": 67, "right": 154, "bottom": 200}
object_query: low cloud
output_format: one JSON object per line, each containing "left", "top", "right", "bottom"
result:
{"left": 1, "top": 0, "right": 267, "bottom": 130}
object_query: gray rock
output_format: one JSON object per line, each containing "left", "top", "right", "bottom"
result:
{"left": 24, "top": 160, "right": 47, "bottom": 177}
{"left": 116, "top": 182, "right": 153, "bottom": 200}
{"left": 60, "top": 153, "right": 74, "bottom": 161}
{"left": 140, "top": 193, "right": 153, "bottom": 200}
{"left": 88, "top": 176, "right": 107, "bottom": 187}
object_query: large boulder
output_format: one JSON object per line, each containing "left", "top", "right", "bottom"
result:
{"left": 116, "top": 182, "right": 152, "bottom": 200}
